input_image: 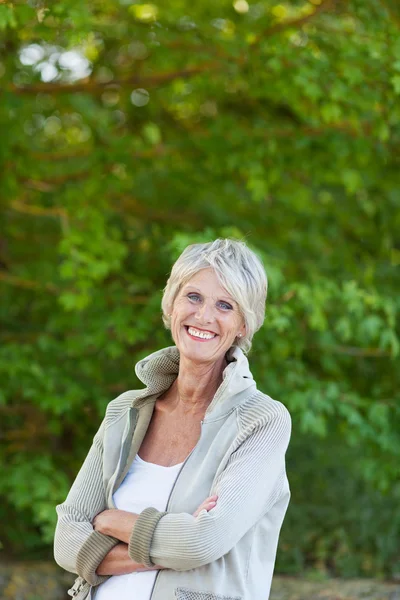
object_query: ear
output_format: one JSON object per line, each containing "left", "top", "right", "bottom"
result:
{"left": 237, "top": 322, "right": 246, "bottom": 339}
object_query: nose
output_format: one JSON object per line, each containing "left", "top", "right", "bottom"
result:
{"left": 195, "top": 301, "right": 214, "bottom": 324}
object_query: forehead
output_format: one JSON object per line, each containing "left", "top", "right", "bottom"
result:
{"left": 182, "top": 268, "right": 232, "bottom": 298}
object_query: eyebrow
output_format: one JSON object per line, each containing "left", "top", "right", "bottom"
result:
{"left": 182, "top": 285, "right": 236, "bottom": 304}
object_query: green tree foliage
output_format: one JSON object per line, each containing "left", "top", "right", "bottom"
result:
{"left": 0, "top": 0, "right": 399, "bottom": 576}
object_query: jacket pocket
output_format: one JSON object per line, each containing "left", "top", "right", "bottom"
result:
{"left": 175, "top": 588, "right": 241, "bottom": 600}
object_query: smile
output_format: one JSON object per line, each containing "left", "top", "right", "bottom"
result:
{"left": 185, "top": 326, "right": 217, "bottom": 341}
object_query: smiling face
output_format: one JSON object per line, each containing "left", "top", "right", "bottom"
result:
{"left": 169, "top": 268, "right": 246, "bottom": 365}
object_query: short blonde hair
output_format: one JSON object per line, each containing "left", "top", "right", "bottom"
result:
{"left": 161, "top": 239, "right": 268, "bottom": 353}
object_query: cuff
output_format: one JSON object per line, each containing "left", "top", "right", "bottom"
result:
{"left": 128, "top": 507, "right": 167, "bottom": 567}
{"left": 76, "top": 530, "right": 119, "bottom": 586}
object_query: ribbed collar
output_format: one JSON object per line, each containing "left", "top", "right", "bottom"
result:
{"left": 132, "top": 345, "right": 257, "bottom": 420}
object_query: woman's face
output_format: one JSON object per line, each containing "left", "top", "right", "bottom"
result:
{"left": 169, "top": 268, "right": 246, "bottom": 365}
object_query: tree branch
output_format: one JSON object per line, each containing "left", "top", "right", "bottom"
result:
{"left": 27, "top": 144, "right": 168, "bottom": 163}
{"left": 7, "top": 62, "right": 219, "bottom": 96}
{"left": 316, "top": 344, "right": 390, "bottom": 357}
{"left": 29, "top": 148, "right": 91, "bottom": 161}
{"left": 110, "top": 193, "right": 201, "bottom": 226}
{"left": 10, "top": 199, "right": 68, "bottom": 219}
{"left": 0, "top": 272, "right": 59, "bottom": 293}
{"left": 269, "top": 121, "right": 373, "bottom": 139}
{"left": 21, "top": 171, "right": 90, "bottom": 190}
{"left": 253, "top": 0, "right": 338, "bottom": 45}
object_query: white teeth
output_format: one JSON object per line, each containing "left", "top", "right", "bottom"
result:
{"left": 188, "top": 327, "right": 216, "bottom": 340}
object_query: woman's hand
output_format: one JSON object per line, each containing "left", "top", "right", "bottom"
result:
{"left": 93, "top": 509, "right": 138, "bottom": 544}
{"left": 193, "top": 495, "right": 218, "bottom": 517}
{"left": 96, "top": 542, "right": 164, "bottom": 575}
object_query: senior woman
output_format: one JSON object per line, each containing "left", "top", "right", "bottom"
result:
{"left": 54, "top": 238, "right": 291, "bottom": 600}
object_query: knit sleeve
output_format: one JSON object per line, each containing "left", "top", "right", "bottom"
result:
{"left": 54, "top": 419, "right": 119, "bottom": 586}
{"left": 128, "top": 402, "right": 291, "bottom": 570}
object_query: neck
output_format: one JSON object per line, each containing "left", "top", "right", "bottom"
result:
{"left": 167, "top": 354, "right": 227, "bottom": 417}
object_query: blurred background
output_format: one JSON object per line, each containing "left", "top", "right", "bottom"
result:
{"left": 1, "top": 0, "right": 399, "bottom": 597}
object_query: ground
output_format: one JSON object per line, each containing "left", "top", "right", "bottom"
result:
{"left": 0, "top": 562, "right": 399, "bottom": 600}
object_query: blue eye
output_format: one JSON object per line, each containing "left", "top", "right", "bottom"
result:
{"left": 187, "top": 293, "right": 201, "bottom": 302}
{"left": 218, "top": 301, "right": 233, "bottom": 311}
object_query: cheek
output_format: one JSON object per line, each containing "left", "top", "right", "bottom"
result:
{"left": 172, "top": 297, "right": 190, "bottom": 315}
{"left": 170, "top": 315, "right": 180, "bottom": 332}
{"left": 170, "top": 309, "right": 187, "bottom": 334}
{"left": 220, "top": 313, "right": 242, "bottom": 337}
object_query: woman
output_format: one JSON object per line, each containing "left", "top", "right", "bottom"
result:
{"left": 54, "top": 239, "right": 291, "bottom": 600}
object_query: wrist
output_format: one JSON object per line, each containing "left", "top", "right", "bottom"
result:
{"left": 109, "top": 510, "right": 137, "bottom": 544}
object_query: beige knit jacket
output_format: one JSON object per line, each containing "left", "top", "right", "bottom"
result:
{"left": 54, "top": 345, "right": 291, "bottom": 600}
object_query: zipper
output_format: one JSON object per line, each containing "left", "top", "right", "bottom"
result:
{"left": 149, "top": 420, "right": 205, "bottom": 599}
{"left": 90, "top": 407, "right": 142, "bottom": 600}
{"left": 68, "top": 577, "right": 91, "bottom": 599}
{"left": 108, "top": 407, "right": 139, "bottom": 508}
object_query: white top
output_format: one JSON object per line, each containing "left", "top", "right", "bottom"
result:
{"left": 95, "top": 454, "right": 183, "bottom": 600}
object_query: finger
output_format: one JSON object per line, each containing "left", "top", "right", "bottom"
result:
{"left": 199, "top": 495, "right": 218, "bottom": 506}
{"left": 193, "top": 495, "right": 218, "bottom": 516}
{"left": 197, "top": 499, "right": 217, "bottom": 512}
{"left": 198, "top": 496, "right": 218, "bottom": 510}
{"left": 201, "top": 500, "right": 217, "bottom": 509}
{"left": 193, "top": 500, "right": 217, "bottom": 517}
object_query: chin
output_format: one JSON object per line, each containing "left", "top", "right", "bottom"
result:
{"left": 180, "top": 347, "right": 214, "bottom": 363}
{"left": 177, "top": 341, "right": 227, "bottom": 365}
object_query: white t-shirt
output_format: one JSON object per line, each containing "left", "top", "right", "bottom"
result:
{"left": 95, "top": 454, "right": 183, "bottom": 600}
